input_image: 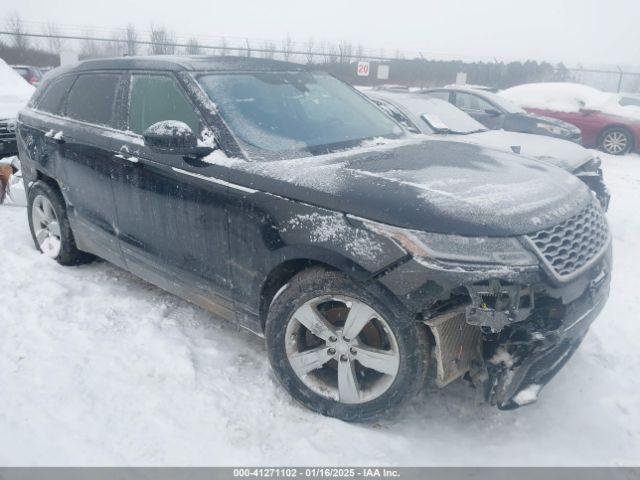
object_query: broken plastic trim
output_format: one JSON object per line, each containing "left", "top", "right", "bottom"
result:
{"left": 465, "top": 279, "right": 534, "bottom": 332}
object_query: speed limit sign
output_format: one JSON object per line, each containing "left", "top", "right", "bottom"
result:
{"left": 357, "top": 61, "right": 370, "bottom": 76}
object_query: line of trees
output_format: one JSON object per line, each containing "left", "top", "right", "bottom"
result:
{"left": 1, "top": 13, "right": 573, "bottom": 88}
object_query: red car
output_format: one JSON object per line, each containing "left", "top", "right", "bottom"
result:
{"left": 502, "top": 83, "right": 640, "bottom": 156}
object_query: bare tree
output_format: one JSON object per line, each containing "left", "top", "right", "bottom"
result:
{"left": 79, "top": 29, "right": 101, "bottom": 59}
{"left": 355, "top": 44, "right": 365, "bottom": 62}
{"left": 338, "top": 41, "right": 353, "bottom": 64}
{"left": 318, "top": 40, "right": 330, "bottom": 64}
{"left": 305, "top": 36, "right": 315, "bottom": 64}
{"left": 186, "top": 37, "right": 201, "bottom": 55}
{"left": 219, "top": 37, "right": 228, "bottom": 56}
{"left": 7, "top": 13, "right": 30, "bottom": 53}
{"left": 261, "top": 41, "right": 276, "bottom": 59}
{"left": 124, "top": 24, "right": 138, "bottom": 56}
{"left": 149, "top": 24, "right": 175, "bottom": 55}
{"left": 45, "top": 22, "right": 64, "bottom": 54}
{"left": 244, "top": 38, "right": 252, "bottom": 57}
{"left": 281, "top": 34, "right": 293, "bottom": 62}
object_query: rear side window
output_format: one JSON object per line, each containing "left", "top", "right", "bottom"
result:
{"left": 128, "top": 74, "right": 200, "bottom": 135}
{"left": 36, "top": 76, "right": 76, "bottom": 115}
{"left": 426, "top": 90, "right": 450, "bottom": 102}
{"left": 66, "top": 74, "right": 121, "bottom": 127}
{"left": 454, "top": 92, "right": 493, "bottom": 112}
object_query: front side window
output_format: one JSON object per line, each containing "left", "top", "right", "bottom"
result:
{"left": 196, "top": 72, "right": 403, "bottom": 159}
{"left": 66, "top": 74, "right": 121, "bottom": 127}
{"left": 128, "top": 74, "right": 201, "bottom": 135}
{"left": 36, "top": 76, "right": 76, "bottom": 115}
{"left": 454, "top": 92, "right": 495, "bottom": 113}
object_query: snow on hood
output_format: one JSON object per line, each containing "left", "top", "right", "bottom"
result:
{"left": 460, "top": 130, "right": 593, "bottom": 172}
{"left": 220, "top": 138, "right": 593, "bottom": 236}
{"left": 0, "top": 58, "right": 35, "bottom": 119}
{"left": 501, "top": 82, "right": 640, "bottom": 121}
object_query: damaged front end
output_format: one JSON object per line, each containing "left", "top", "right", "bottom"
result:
{"left": 365, "top": 198, "right": 612, "bottom": 410}
{"left": 467, "top": 263, "right": 609, "bottom": 409}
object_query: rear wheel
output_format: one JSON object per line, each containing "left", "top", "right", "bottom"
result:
{"left": 599, "top": 127, "right": 633, "bottom": 155}
{"left": 27, "top": 181, "right": 94, "bottom": 266}
{"left": 265, "top": 267, "right": 429, "bottom": 421}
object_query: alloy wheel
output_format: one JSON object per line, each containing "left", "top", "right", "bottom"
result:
{"left": 284, "top": 295, "right": 400, "bottom": 404}
{"left": 31, "top": 195, "right": 62, "bottom": 258}
{"left": 602, "top": 130, "right": 629, "bottom": 155}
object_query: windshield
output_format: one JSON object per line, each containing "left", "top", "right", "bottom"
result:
{"left": 196, "top": 72, "right": 403, "bottom": 160}
{"left": 482, "top": 91, "right": 526, "bottom": 114}
{"left": 391, "top": 95, "right": 487, "bottom": 134}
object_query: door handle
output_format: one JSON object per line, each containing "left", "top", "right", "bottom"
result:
{"left": 113, "top": 153, "right": 140, "bottom": 164}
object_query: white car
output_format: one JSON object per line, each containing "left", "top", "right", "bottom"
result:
{"left": 367, "top": 91, "right": 610, "bottom": 210}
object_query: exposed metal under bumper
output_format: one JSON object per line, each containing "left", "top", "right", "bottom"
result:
{"left": 484, "top": 272, "right": 609, "bottom": 409}
{"left": 424, "top": 308, "right": 482, "bottom": 387}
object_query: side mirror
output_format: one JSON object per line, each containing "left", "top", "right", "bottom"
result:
{"left": 484, "top": 108, "right": 501, "bottom": 116}
{"left": 143, "top": 121, "right": 214, "bottom": 158}
{"left": 579, "top": 108, "right": 597, "bottom": 116}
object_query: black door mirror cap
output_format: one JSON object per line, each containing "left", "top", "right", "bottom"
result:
{"left": 485, "top": 108, "right": 502, "bottom": 116}
{"left": 143, "top": 120, "right": 215, "bottom": 158}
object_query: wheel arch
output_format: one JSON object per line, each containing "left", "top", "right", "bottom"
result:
{"left": 257, "top": 245, "right": 404, "bottom": 332}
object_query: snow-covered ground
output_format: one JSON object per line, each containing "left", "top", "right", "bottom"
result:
{"left": 0, "top": 153, "right": 639, "bottom": 466}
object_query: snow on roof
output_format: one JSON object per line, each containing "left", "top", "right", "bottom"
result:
{"left": 501, "top": 82, "right": 640, "bottom": 120}
{"left": 0, "top": 58, "right": 35, "bottom": 119}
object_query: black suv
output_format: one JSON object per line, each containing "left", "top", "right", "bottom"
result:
{"left": 17, "top": 56, "right": 611, "bottom": 421}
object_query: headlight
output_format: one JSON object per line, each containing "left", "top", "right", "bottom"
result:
{"left": 536, "top": 123, "right": 569, "bottom": 136}
{"left": 356, "top": 217, "right": 538, "bottom": 267}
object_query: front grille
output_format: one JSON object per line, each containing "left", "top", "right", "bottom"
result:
{"left": 525, "top": 201, "right": 609, "bottom": 280}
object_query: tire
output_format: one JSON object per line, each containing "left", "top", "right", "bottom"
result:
{"left": 27, "top": 181, "right": 94, "bottom": 266}
{"left": 265, "top": 267, "right": 429, "bottom": 422}
{"left": 599, "top": 126, "right": 633, "bottom": 155}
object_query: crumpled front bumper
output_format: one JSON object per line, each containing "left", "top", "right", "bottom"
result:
{"left": 482, "top": 260, "right": 610, "bottom": 409}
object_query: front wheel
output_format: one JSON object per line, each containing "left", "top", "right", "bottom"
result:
{"left": 265, "top": 267, "right": 429, "bottom": 422}
{"left": 599, "top": 127, "right": 633, "bottom": 155}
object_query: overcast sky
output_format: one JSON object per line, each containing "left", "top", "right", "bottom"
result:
{"left": 7, "top": 0, "right": 640, "bottom": 67}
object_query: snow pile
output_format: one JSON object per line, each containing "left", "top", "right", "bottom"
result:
{"left": 501, "top": 82, "right": 640, "bottom": 120}
{"left": 0, "top": 58, "right": 35, "bottom": 119}
{"left": 0, "top": 152, "right": 639, "bottom": 466}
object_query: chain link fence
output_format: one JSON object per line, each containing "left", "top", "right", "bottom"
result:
{"left": 1, "top": 21, "right": 639, "bottom": 93}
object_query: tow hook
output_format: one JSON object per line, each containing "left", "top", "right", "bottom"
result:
{"left": 465, "top": 279, "right": 533, "bottom": 333}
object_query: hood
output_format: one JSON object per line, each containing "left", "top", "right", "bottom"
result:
{"left": 460, "top": 130, "right": 593, "bottom": 172}
{"left": 222, "top": 139, "right": 592, "bottom": 237}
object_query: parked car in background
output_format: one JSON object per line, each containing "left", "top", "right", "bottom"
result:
{"left": 501, "top": 82, "right": 640, "bottom": 155}
{"left": 17, "top": 56, "right": 611, "bottom": 420}
{"left": 421, "top": 86, "right": 582, "bottom": 143}
{"left": 1, "top": 59, "right": 35, "bottom": 159}
{"left": 368, "top": 91, "right": 610, "bottom": 210}
{"left": 11, "top": 65, "right": 44, "bottom": 86}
